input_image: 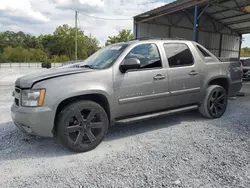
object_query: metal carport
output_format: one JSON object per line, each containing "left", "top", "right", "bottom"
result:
{"left": 134, "top": 0, "right": 250, "bottom": 58}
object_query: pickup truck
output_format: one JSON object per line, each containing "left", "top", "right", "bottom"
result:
{"left": 11, "top": 39, "right": 242, "bottom": 152}
{"left": 240, "top": 57, "right": 250, "bottom": 79}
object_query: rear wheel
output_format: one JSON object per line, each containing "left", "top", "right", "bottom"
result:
{"left": 198, "top": 85, "right": 227, "bottom": 119}
{"left": 57, "top": 101, "right": 109, "bottom": 152}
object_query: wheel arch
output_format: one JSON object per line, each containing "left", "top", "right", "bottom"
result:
{"left": 53, "top": 93, "right": 111, "bottom": 136}
{"left": 207, "top": 76, "right": 229, "bottom": 94}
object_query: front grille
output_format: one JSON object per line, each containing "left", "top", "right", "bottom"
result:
{"left": 243, "top": 70, "right": 248, "bottom": 74}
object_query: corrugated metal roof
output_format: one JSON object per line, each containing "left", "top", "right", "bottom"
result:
{"left": 134, "top": 0, "right": 208, "bottom": 22}
{"left": 135, "top": 0, "right": 250, "bottom": 34}
{"left": 206, "top": 0, "right": 250, "bottom": 33}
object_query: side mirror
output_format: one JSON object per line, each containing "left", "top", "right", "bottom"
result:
{"left": 120, "top": 58, "right": 141, "bottom": 73}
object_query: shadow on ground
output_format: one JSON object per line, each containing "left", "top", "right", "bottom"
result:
{"left": 0, "top": 110, "right": 203, "bottom": 161}
{"left": 106, "top": 110, "right": 203, "bottom": 141}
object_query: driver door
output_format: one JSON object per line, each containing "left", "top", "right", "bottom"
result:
{"left": 113, "top": 43, "right": 169, "bottom": 118}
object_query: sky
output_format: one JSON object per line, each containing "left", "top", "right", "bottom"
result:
{"left": 0, "top": 0, "right": 249, "bottom": 47}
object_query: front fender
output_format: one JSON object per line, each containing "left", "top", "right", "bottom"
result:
{"left": 53, "top": 89, "right": 112, "bottom": 110}
{"left": 32, "top": 70, "right": 114, "bottom": 120}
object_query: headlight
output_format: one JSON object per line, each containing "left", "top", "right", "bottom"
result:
{"left": 21, "top": 89, "right": 46, "bottom": 107}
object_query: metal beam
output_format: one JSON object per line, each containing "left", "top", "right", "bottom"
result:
{"left": 169, "top": 26, "right": 171, "bottom": 38}
{"left": 219, "top": 34, "right": 223, "bottom": 57}
{"left": 233, "top": 0, "right": 242, "bottom": 10}
{"left": 219, "top": 3, "right": 250, "bottom": 12}
{"left": 234, "top": 26, "right": 250, "bottom": 31}
{"left": 211, "top": 19, "right": 218, "bottom": 32}
{"left": 197, "top": 3, "right": 210, "bottom": 20}
{"left": 218, "top": 13, "right": 246, "bottom": 21}
{"left": 211, "top": 4, "right": 250, "bottom": 15}
{"left": 164, "top": 15, "right": 174, "bottom": 25}
{"left": 234, "top": 28, "right": 250, "bottom": 34}
{"left": 226, "top": 18, "right": 250, "bottom": 26}
{"left": 193, "top": 5, "right": 198, "bottom": 41}
{"left": 218, "top": 25, "right": 225, "bottom": 32}
{"left": 240, "top": 30, "right": 250, "bottom": 34}
{"left": 239, "top": 34, "right": 242, "bottom": 58}
{"left": 135, "top": 23, "right": 138, "bottom": 39}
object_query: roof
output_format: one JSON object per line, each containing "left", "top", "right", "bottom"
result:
{"left": 135, "top": 0, "right": 250, "bottom": 34}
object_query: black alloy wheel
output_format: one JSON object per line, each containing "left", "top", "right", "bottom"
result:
{"left": 57, "top": 101, "right": 109, "bottom": 152}
{"left": 207, "top": 87, "right": 227, "bottom": 118}
{"left": 198, "top": 85, "right": 228, "bottom": 119}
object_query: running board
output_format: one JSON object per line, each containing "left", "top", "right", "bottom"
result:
{"left": 115, "top": 105, "right": 198, "bottom": 124}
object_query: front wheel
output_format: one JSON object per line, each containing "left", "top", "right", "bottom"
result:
{"left": 57, "top": 101, "right": 109, "bottom": 152}
{"left": 198, "top": 85, "right": 228, "bottom": 119}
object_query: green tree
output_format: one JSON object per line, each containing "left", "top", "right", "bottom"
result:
{"left": 105, "top": 29, "right": 133, "bottom": 46}
{"left": 1, "top": 46, "right": 32, "bottom": 62}
{"left": 241, "top": 47, "right": 250, "bottom": 57}
{"left": 53, "top": 24, "right": 99, "bottom": 60}
{"left": 29, "top": 48, "right": 48, "bottom": 62}
{"left": 58, "top": 55, "right": 70, "bottom": 62}
{"left": 0, "top": 24, "right": 100, "bottom": 62}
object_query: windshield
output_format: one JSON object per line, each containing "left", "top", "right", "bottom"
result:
{"left": 79, "top": 44, "right": 128, "bottom": 69}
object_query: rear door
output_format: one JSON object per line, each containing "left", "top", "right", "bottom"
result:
{"left": 163, "top": 42, "right": 203, "bottom": 107}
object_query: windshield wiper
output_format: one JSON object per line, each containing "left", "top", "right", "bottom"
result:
{"left": 79, "top": 65, "right": 97, "bottom": 69}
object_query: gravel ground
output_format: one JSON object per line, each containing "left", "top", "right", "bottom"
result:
{"left": 0, "top": 68, "right": 250, "bottom": 188}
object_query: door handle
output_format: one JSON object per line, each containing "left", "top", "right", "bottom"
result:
{"left": 153, "top": 74, "right": 166, "bottom": 80}
{"left": 189, "top": 70, "right": 199, "bottom": 76}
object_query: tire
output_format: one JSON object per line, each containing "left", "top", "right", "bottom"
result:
{"left": 198, "top": 85, "right": 228, "bottom": 119}
{"left": 57, "top": 100, "right": 109, "bottom": 152}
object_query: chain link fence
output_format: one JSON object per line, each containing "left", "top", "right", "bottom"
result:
{"left": 0, "top": 62, "right": 63, "bottom": 68}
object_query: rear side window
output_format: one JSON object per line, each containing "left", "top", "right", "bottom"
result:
{"left": 126, "top": 43, "right": 162, "bottom": 69}
{"left": 164, "top": 43, "right": 194, "bottom": 67}
{"left": 196, "top": 45, "right": 211, "bottom": 57}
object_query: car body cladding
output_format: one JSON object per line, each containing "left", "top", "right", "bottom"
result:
{"left": 161, "top": 41, "right": 204, "bottom": 108}
{"left": 112, "top": 41, "right": 169, "bottom": 118}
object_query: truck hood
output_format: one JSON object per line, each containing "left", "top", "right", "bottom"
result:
{"left": 15, "top": 68, "right": 93, "bottom": 88}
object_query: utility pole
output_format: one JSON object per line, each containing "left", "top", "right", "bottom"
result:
{"left": 75, "top": 10, "right": 78, "bottom": 62}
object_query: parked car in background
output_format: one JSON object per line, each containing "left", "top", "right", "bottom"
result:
{"left": 11, "top": 39, "right": 242, "bottom": 152}
{"left": 41, "top": 62, "right": 51, "bottom": 69}
{"left": 240, "top": 57, "right": 250, "bottom": 79}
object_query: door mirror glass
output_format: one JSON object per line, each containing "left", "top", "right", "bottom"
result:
{"left": 120, "top": 58, "right": 141, "bottom": 73}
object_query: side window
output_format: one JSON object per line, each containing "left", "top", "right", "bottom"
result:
{"left": 196, "top": 45, "right": 211, "bottom": 57}
{"left": 164, "top": 43, "right": 194, "bottom": 67}
{"left": 125, "top": 44, "right": 162, "bottom": 69}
